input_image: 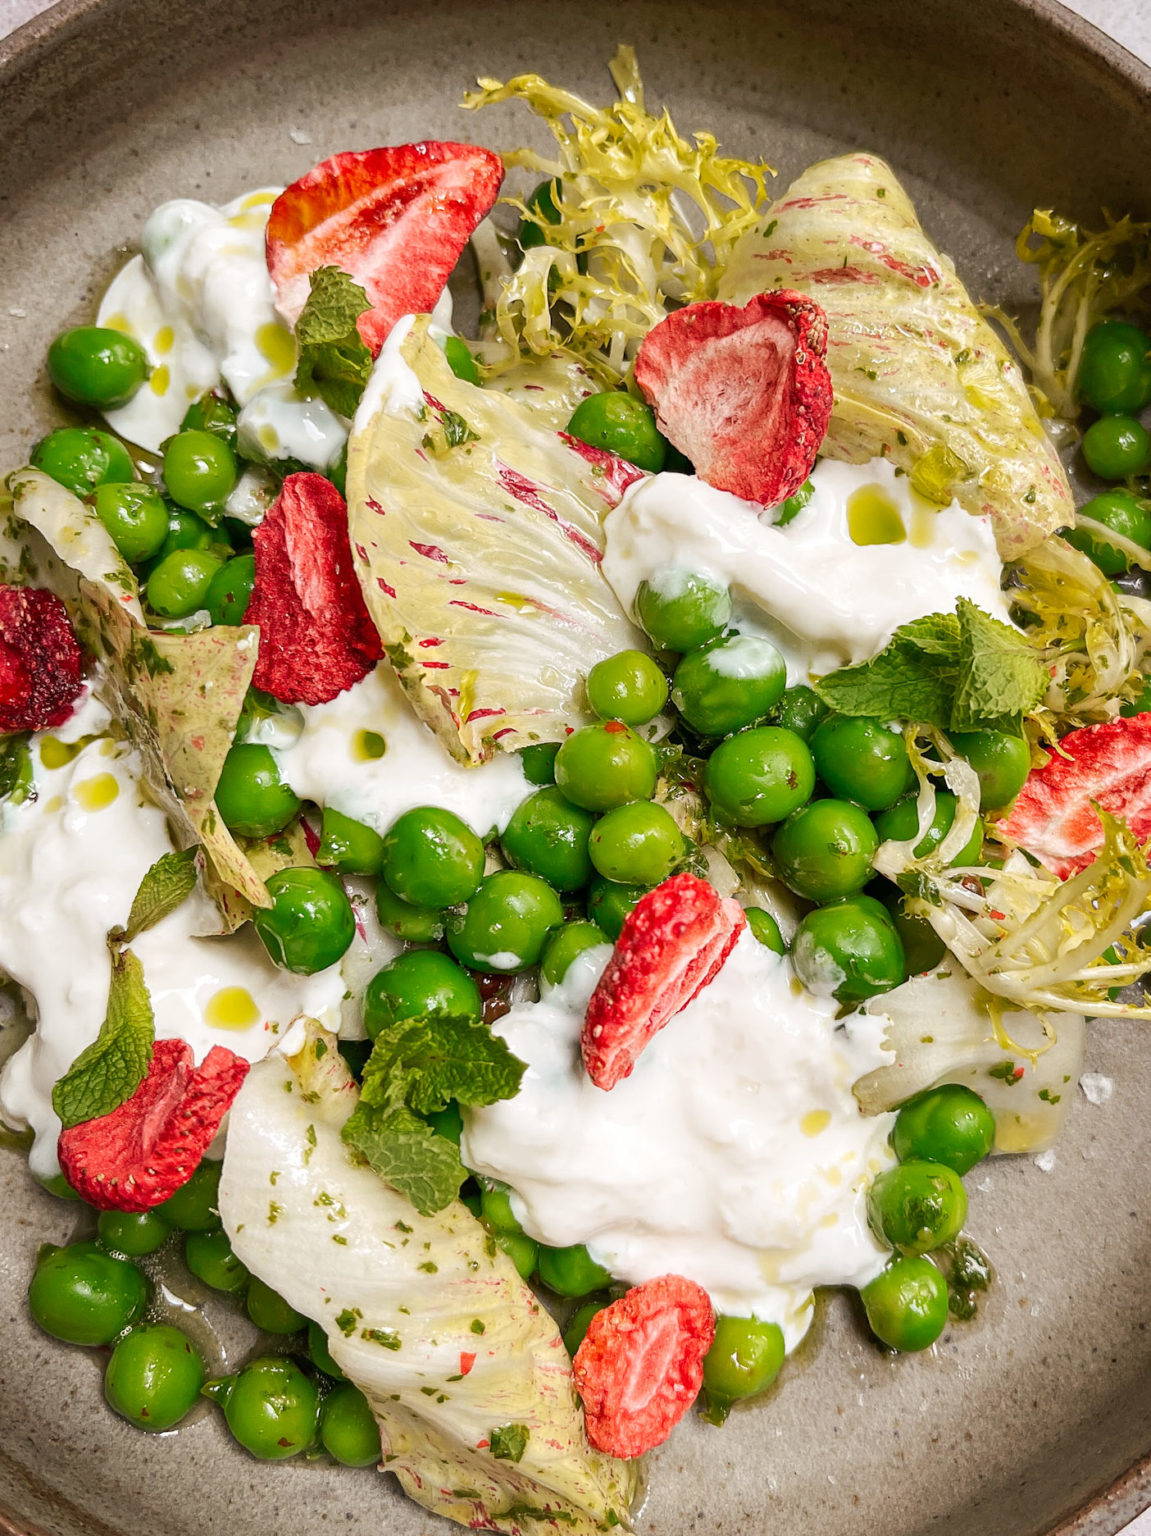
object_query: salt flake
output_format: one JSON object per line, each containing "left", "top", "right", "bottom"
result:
{"left": 1033, "top": 1149, "right": 1057, "bottom": 1172}
{"left": 289, "top": 128, "right": 313, "bottom": 145}
{"left": 1079, "top": 1072, "right": 1113, "bottom": 1106}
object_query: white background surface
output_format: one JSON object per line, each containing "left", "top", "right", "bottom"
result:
{"left": 0, "top": 0, "right": 1148, "bottom": 1529}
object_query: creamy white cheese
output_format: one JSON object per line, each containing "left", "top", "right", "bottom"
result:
{"left": 602, "top": 457, "right": 1010, "bottom": 683}
{"left": 462, "top": 936, "right": 896, "bottom": 1344}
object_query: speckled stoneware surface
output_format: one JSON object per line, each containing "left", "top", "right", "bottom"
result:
{"left": 0, "top": 2, "right": 1150, "bottom": 1534}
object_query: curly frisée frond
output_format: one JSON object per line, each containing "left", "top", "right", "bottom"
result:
{"left": 462, "top": 46, "right": 774, "bottom": 381}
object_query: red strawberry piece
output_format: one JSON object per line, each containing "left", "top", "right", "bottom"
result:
{"left": 266, "top": 143, "right": 504, "bottom": 355}
{"left": 57, "top": 1037, "right": 248, "bottom": 1212}
{"left": 243, "top": 472, "right": 383, "bottom": 706}
{"left": 997, "top": 713, "right": 1151, "bottom": 878}
{"left": 633, "top": 291, "right": 834, "bottom": 507}
{"left": 0, "top": 585, "right": 85, "bottom": 734}
{"left": 573, "top": 1275, "right": 715, "bottom": 1458}
{"left": 582, "top": 873, "right": 746, "bottom": 1090}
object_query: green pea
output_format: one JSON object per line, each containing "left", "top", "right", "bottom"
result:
{"left": 146, "top": 547, "right": 225, "bottom": 618}
{"left": 744, "top": 907, "right": 785, "bottom": 954}
{"left": 495, "top": 1229, "right": 538, "bottom": 1281}
{"left": 869, "top": 880, "right": 946, "bottom": 975}
{"left": 771, "top": 799, "right": 879, "bottom": 902}
{"left": 585, "top": 649, "right": 669, "bottom": 726}
{"left": 541, "top": 921, "right": 610, "bottom": 986}
{"left": 480, "top": 1184, "right": 523, "bottom": 1235}
{"left": 567, "top": 392, "right": 667, "bottom": 474}
{"left": 444, "top": 335, "right": 482, "bottom": 386}
{"left": 1081, "top": 414, "right": 1151, "bottom": 480}
{"left": 48, "top": 325, "right": 149, "bottom": 408}
{"left": 536, "top": 1244, "right": 612, "bottom": 1298}
{"left": 213, "top": 742, "right": 301, "bottom": 837}
{"left": 704, "top": 725, "right": 815, "bottom": 827}
{"left": 97, "top": 1209, "right": 172, "bottom": 1257}
{"left": 246, "top": 1277, "right": 306, "bottom": 1334}
{"left": 672, "top": 634, "right": 787, "bottom": 737}
{"left": 308, "top": 1317, "right": 346, "bottom": 1380}
{"left": 374, "top": 881, "right": 446, "bottom": 943}
{"left": 363, "top": 950, "right": 483, "bottom": 1040}
{"left": 92, "top": 481, "right": 169, "bottom": 564}
{"left": 867, "top": 1159, "right": 967, "bottom": 1255}
{"left": 554, "top": 721, "right": 658, "bottom": 812}
{"left": 587, "top": 875, "right": 646, "bottom": 939}
{"left": 701, "top": 1315, "right": 785, "bottom": 1422}
{"left": 32, "top": 426, "right": 135, "bottom": 496}
{"left": 519, "top": 178, "right": 562, "bottom": 249}
{"left": 892, "top": 1085, "right": 996, "bottom": 1175}
{"left": 105, "top": 1324, "right": 205, "bottom": 1431}
{"left": 563, "top": 1299, "right": 605, "bottom": 1357}
{"left": 317, "top": 806, "right": 386, "bottom": 876}
{"left": 215, "top": 1356, "right": 319, "bottom": 1459}
{"left": 154, "top": 507, "right": 220, "bottom": 561}
{"left": 1066, "top": 488, "right": 1151, "bottom": 576}
{"left": 37, "top": 1171, "right": 82, "bottom": 1201}
{"left": 873, "top": 791, "right": 983, "bottom": 867}
{"left": 163, "top": 428, "right": 239, "bottom": 513}
{"left": 156, "top": 1159, "right": 222, "bottom": 1231}
{"left": 381, "top": 806, "right": 485, "bottom": 909}
{"left": 810, "top": 715, "right": 914, "bottom": 812}
{"left": 861, "top": 1256, "right": 949, "bottom": 1352}
{"left": 320, "top": 1382, "right": 382, "bottom": 1466}
{"left": 947, "top": 730, "right": 1032, "bottom": 810}
{"left": 588, "top": 800, "right": 684, "bottom": 885}
{"left": 1077, "top": 319, "right": 1151, "bottom": 415}
{"left": 792, "top": 894, "right": 907, "bottom": 1002}
{"left": 446, "top": 870, "right": 564, "bottom": 973}
{"left": 181, "top": 390, "right": 239, "bottom": 446}
{"left": 204, "top": 552, "right": 256, "bottom": 625}
{"left": 770, "top": 684, "right": 828, "bottom": 742}
{"left": 501, "top": 785, "right": 596, "bottom": 891}
{"left": 634, "top": 568, "right": 732, "bottom": 653}
{"left": 184, "top": 1227, "right": 249, "bottom": 1293}
{"left": 254, "top": 866, "right": 356, "bottom": 974}
{"left": 519, "top": 742, "right": 560, "bottom": 786}
{"left": 29, "top": 1241, "right": 147, "bottom": 1345}
{"left": 776, "top": 478, "right": 814, "bottom": 526}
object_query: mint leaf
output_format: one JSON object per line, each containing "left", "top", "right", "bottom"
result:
{"left": 814, "top": 614, "right": 959, "bottom": 727}
{"left": 341, "top": 1102, "right": 466, "bottom": 1216}
{"left": 489, "top": 1424, "right": 530, "bottom": 1463}
{"left": 365, "top": 1016, "right": 526, "bottom": 1117}
{"left": 950, "top": 597, "right": 1048, "bottom": 735}
{"left": 51, "top": 947, "right": 155, "bottom": 1128}
{"left": 118, "top": 847, "right": 199, "bottom": 942}
{"left": 294, "top": 265, "right": 373, "bottom": 419}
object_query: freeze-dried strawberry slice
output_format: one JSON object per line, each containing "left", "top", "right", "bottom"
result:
{"left": 243, "top": 472, "right": 383, "bottom": 705}
{"left": 573, "top": 1275, "right": 715, "bottom": 1458}
{"left": 633, "top": 291, "right": 833, "bottom": 507}
{"left": 0, "top": 585, "right": 85, "bottom": 734}
{"left": 58, "top": 1037, "right": 248, "bottom": 1211}
{"left": 997, "top": 713, "right": 1151, "bottom": 878}
{"left": 266, "top": 143, "right": 504, "bottom": 354}
{"left": 582, "top": 873, "right": 745, "bottom": 1090}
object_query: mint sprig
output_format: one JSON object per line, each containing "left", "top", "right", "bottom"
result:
{"left": 294, "top": 265, "right": 374, "bottom": 419}
{"left": 116, "top": 847, "right": 199, "bottom": 943}
{"left": 52, "top": 948, "right": 155, "bottom": 1129}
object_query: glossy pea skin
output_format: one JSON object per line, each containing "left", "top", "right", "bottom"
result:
{"left": 320, "top": 1382, "right": 382, "bottom": 1467}
{"left": 563, "top": 1299, "right": 606, "bottom": 1357}
{"left": 181, "top": 391, "right": 239, "bottom": 446}
{"left": 870, "top": 880, "right": 947, "bottom": 975}
{"left": 587, "top": 875, "right": 646, "bottom": 940}
{"left": 810, "top": 715, "right": 914, "bottom": 813}
{"left": 146, "top": 547, "right": 225, "bottom": 619}
{"left": 567, "top": 392, "right": 667, "bottom": 474}
{"left": 480, "top": 1184, "right": 524, "bottom": 1235}
{"left": 92, "top": 482, "right": 169, "bottom": 564}
{"left": 867, "top": 1159, "right": 967, "bottom": 1255}
{"left": 771, "top": 799, "right": 880, "bottom": 902}
{"left": 443, "top": 335, "right": 482, "bottom": 386}
{"left": 32, "top": 426, "right": 136, "bottom": 497}
{"left": 156, "top": 1158, "right": 221, "bottom": 1231}
{"left": 254, "top": 866, "right": 356, "bottom": 974}
{"left": 585, "top": 649, "right": 669, "bottom": 726}
{"left": 163, "top": 428, "right": 239, "bottom": 513}
{"left": 1066, "top": 488, "right": 1151, "bottom": 576}
{"left": 554, "top": 721, "right": 658, "bottom": 812}
{"left": 588, "top": 800, "right": 684, "bottom": 886}
{"left": 316, "top": 806, "right": 386, "bottom": 876}
{"left": 873, "top": 791, "right": 983, "bottom": 867}
{"left": 246, "top": 1277, "right": 306, "bottom": 1334}
{"left": 362, "top": 950, "right": 483, "bottom": 1040}
{"left": 861, "top": 1256, "right": 949, "bottom": 1352}
{"left": 704, "top": 725, "right": 815, "bottom": 827}
{"left": 947, "top": 730, "right": 1032, "bottom": 810}
{"left": 153, "top": 507, "right": 222, "bottom": 562}
{"left": 204, "top": 552, "right": 256, "bottom": 626}
{"left": 97, "top": 1209, "right": 172, "bottom": 1257}
{"left": 634, "top": 568, "right": 732, "bottom": 653}
{"left": 48, "top": 325, "right": 149, "bottom": 409}
{"left": 770, "top": 684, "right": 828, "bottom": 742}
{"left": 213, "top": 742, "right": 301, "bottom": 838}
{"left": 744, "top": 907, "right": 786, "bottom": 954}
{"left": 446, "top": 870, "right": 564, "bottom": 973}
{"left": 29, "top": 1241, "right": 147, "bottom": 1346}
{"left": 308, "top": 1318, "right": 346, "bottom": 1380}
{"left": 519, "top": 178, "right": 562, "bottom": 248}
{"left": 495, "top": 1229, "right": 539, "bottom": 1280}
{"left": 380, "top": 806, "right": 485, "bottom": 909}
{"left": 541, "top": 921, "right": 610, "bottom": 986}
{"left": 218, "top": 1356, "right": 319, "bottom": 1459}
{"left": 1081, "top": 414, "right": 1151, "bottom": 480}
{"left": 519, "top": 742, "right": 560, "bottom": 786}
{"left": 374, "top": 881, "right": 446, "bottom": 943}
{"left": 184, "top": 1227, "right": 250, "bottom": 1293}
{"left": 536, "top": 1243, "right": 612, "bottom": 1298}
{"left": 892, "top": 1085, "right": 997, "bottom": 1175}
{"left": 1077, "top": 319, "right": 1151, "bottom": 415}
{"left": 792, "top": 894, "right": 907, "bottom": 1003}
{"left": 105, "top": 1324, "right": 205, "bottom": 1431}
{"left": 701, "top": 1315, "right": 786, "bottom": 1421}
{"left": 672, "top": 634, "right": 787, "bottom": 737}
{"left": 501, "top": 785, "right": 596, "bottom": 892}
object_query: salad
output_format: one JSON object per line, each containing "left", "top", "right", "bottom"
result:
{"left": 3, "top": 44, "right": 1151, "bottom": 1534}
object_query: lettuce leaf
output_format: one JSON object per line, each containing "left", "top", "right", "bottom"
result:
{"left": 716, "top": 153, "right": 1074, "bottom": 559}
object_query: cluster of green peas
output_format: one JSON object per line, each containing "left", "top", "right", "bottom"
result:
{"left": 27, "top": 1159, "right": 380, "bottom": 1464}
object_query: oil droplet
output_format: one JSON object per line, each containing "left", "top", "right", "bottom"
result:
{"left": 801, "top": 1109, "right": 831, "bottom": 1138}
{"left": 257, "top": 422, "right": 280, "bottom": 452}
{"left": 150, "top": 364, "right": 171, "bottom": 397}
{"left": 847, "top": 485, "right": 906, "bottom": 546}
{"left": 256, "top": 321, "right": 296, "bottom": 380}
{"left": 823, "top": 1165, "right": 843, "bottom": 1186}
{"left": 909, "top": 498, "right": 938, "bottom": 548}
{"left": 44, "top": 794, "right": 63, "bottom": 814}
{"left": 239, "top": 190, "right": 277, "bottom": 211}
{"left": 39, "top": 735, "right": 82, "bottom": 770}
{"left": 205, "top": 986, "right": 261, "bottom": 1031}
{"left": 103, "top": 312, "right": 132, "bottom": 334}
{"left": 354, "top": 729, "right": 387, "bottom": 762}
{"left": 154, "top": 325, "right": 175, "bottom": 356}
{"left": 73, "top": 773, "right": 120, "bottom": 811}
